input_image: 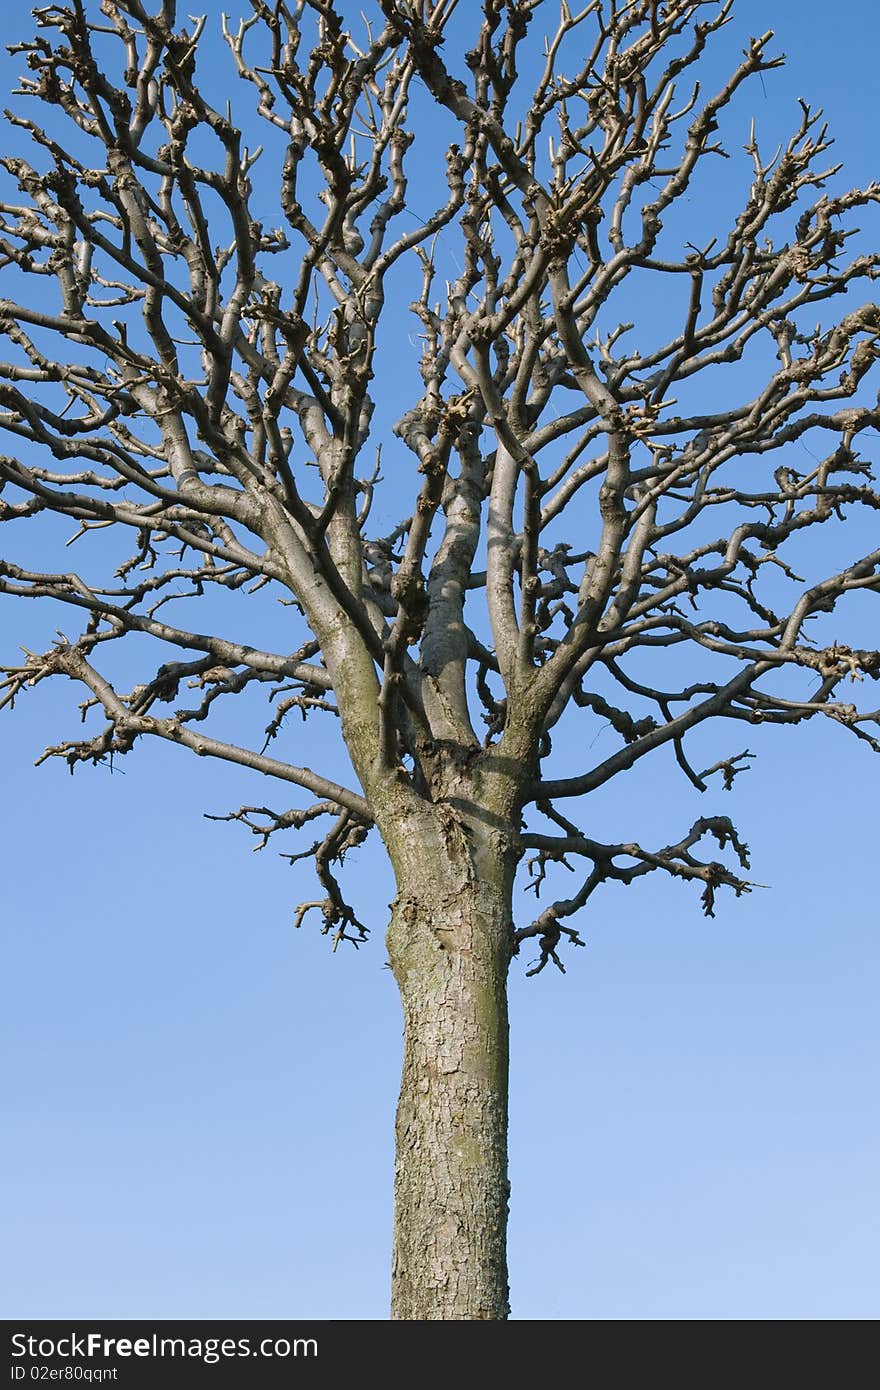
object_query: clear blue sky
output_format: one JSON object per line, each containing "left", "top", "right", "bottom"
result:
{"left": 1, "top": 0, "right": 878, "bottom": 1320}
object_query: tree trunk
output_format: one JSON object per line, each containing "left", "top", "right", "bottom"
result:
{"left": 386, "top": 831, "right": 513, "bottom": 1320}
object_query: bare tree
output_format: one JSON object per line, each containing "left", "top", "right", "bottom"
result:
{"left": 1, "top": 0, "right": 878, "bottom": 1319}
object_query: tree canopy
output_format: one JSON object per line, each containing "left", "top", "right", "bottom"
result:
{"left": 2, "top": 0, "right": 877, "bottom": 974}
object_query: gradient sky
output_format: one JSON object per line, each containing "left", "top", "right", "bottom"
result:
{"left": 1, "top": 0, "right": 878, "bottom": 1320}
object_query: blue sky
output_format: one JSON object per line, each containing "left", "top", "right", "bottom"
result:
{"left": 1, "top": 0, "right": 878, "bottom": 1320}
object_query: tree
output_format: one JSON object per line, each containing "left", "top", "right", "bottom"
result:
{"left": 1, "top": 0, "right": 878, "bottom": 1320}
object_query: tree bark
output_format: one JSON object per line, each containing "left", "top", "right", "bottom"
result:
{"left": 386, "top": 821, "right": 513, "bottom": 1320}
